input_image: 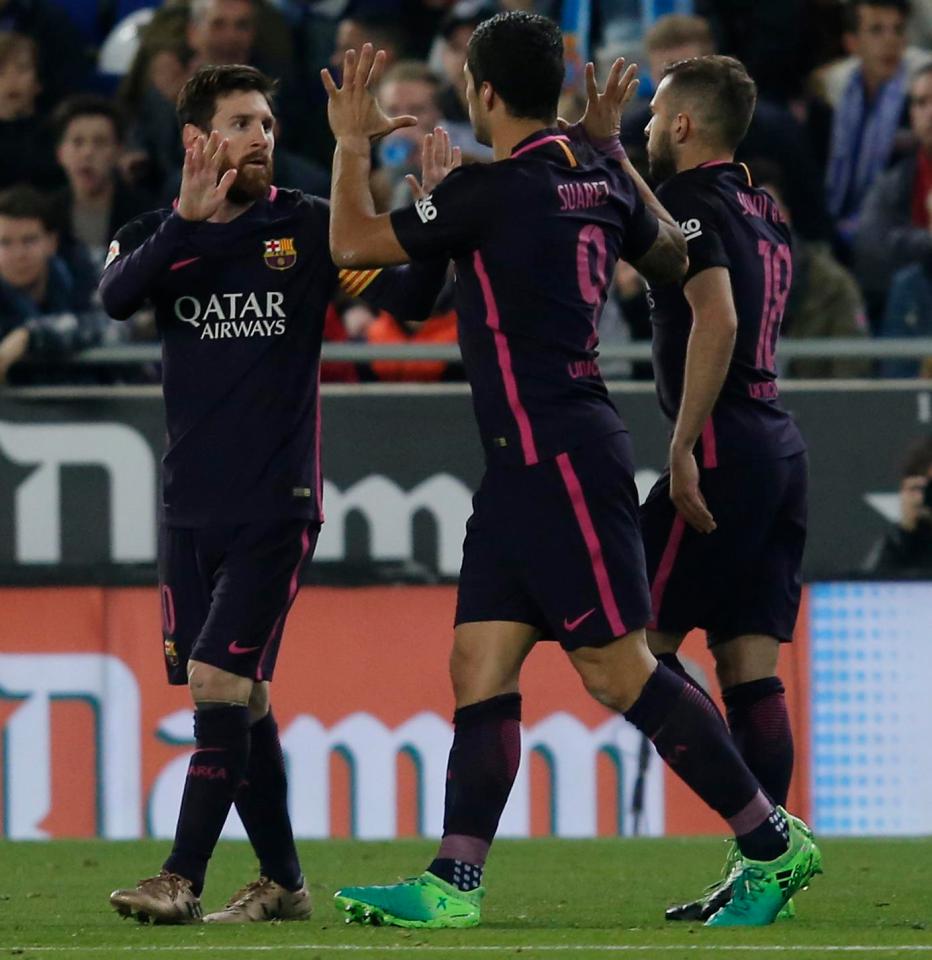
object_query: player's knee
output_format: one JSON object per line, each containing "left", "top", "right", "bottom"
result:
{"left": 713, "top": 635, "right": 780, "bottom": 688}
{"left": 449, "top": 637, "right": 517, "bottom": 706}
{"left": 571, "top": 631, "right": 657, "bottom": 712}
{"left": 187, "top": 659, "right": 252, "bottom": 706}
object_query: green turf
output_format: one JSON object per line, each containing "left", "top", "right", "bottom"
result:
{"left": 0, "top": 838, "right": 930, "bottom": 958}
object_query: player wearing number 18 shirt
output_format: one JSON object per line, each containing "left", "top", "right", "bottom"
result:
{"left": 639, "top": 56, "right": 811, "bottom": 922}
{"left": 322, "top": 14, "right": 820, "bottom": 930}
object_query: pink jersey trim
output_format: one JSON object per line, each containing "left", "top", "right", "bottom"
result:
{"left": 268, "top": 184, "right": 278, "bottom": 202}
{"left": 472, "top": 250, "right": 539, "bottom": 465}
{"left": 648, "top": 514, "right": 686, "bottom": 628}
{"left": 256, "top": 525, "right": 311, "bottom": 681}
{"left": 169, "top": 257, "right": 200, "bottom": 271}
{"left": 556, "top": 452, "right": 626, "bottom": 637}
{"left": 511, "top": 134, "right": 571, "bottom": 160}
{"left": 315, "top": 365, "right": 324, "bottom": 523}
{"left": 701, "top": 418, "right": 718, "bottom": 469}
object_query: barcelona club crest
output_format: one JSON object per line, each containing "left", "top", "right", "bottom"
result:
{"left": 263, "top": 237, "right": 297, "bottom": 270}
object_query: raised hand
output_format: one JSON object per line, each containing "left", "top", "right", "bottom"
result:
{"left": 177, "top": 131, "right": 238, "bottom": 222}
{"left": 575, "top": 58, "right": 640, "bottom": 142}
{"left": 321, "top": 43, "right": 417, "bottom": 143}
{"left": 405, "top": 126, "right": 462, "bottom": 200}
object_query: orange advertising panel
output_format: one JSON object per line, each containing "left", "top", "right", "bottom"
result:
{"left": 0, "top": 586, "right": 810, "bottom": 839}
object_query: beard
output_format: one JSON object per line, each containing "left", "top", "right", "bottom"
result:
{"left": 647, "top": 128, "right": 677, "bottom": 184}
{"left": 223, "top": 155, "right": 273, "bottom": 204}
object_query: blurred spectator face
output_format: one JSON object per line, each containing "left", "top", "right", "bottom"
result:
{"left": 188, "top": 0, "right": 256, "bottom": 66}
{"left": 149, "top": 49, "right": 191, "bottom": 104}
{"left": 440, "top": 24, "right": 473, "bottom": 95}
{"left": 648, "top": 42, "right": 705, "bottom": 88}
{"left": 846, "top": 4, "right": 907, "bottom": 86}
{"left": 0, "top": 214, "right": 55, "bottom": 290}
{"left": 331, "top": 20, "right": 401, "bottom": 72}
{"left": 56, "top": 114, "right": 121, "bottom": 199}
{"left": 0, "top": 38, "right": 39, "bottom": 121}
{"left": 910, "top": 70, "right": 932, "bottom": 151}
{"left": 380, "top": 77, "right": 441, "bottom": 145}
{"left": 195, "top": 89, "right": 274, "bottom": 204}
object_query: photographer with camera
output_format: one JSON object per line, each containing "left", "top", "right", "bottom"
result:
{"left": 864, "top": 436, "right": 932, "bottom": 574}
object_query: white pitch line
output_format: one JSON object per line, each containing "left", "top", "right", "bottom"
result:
{"left": 3, "top": 946, "right": 932, "bottom": 954}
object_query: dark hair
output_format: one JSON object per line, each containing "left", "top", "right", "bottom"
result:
{"left": 52, "top": 94, "right": 126, "bottom": 145}
{"left": 902, "top": 436, "right": 932, "bottom": 478}
{"left": 176, "top": 64, "right": 277, "bottom": 131}
{"left": 467, "top": 11, "right": 564, "bottom": 122}
{"left": 845, "top": 0, "right": 910, "bottom": 33}
{"left": 661, "top": 55, "right": 757, "bottom": 151}
{"left": 0, "top": 185, "right": 55, "bottom": 231}
{"left": 344, "top": 15, "right": 408, "bottom": 56}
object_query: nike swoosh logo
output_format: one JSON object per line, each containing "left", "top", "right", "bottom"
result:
{"left": 563, "top": 607, "right": 597, "bottom": 632}
{"left": 170, "top": 256, "right": 201, "bottom": 271}
{"left": 228, "top": 640, "right": 262, "bottom": 655}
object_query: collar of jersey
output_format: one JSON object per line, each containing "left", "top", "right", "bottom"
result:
{"left": 509, "top": 127, "right": 565, "bottom": 159}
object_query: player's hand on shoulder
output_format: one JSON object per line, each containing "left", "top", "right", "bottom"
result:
{"left": 669, "top": 444, "right": 717, "bottom": 534}
{"left": 405, "top": 126, "right": 462, "bottom": 200}
{"left": 177, "top": 130, "right": 238, "bottom": 222}
{"left": 322, "top": 43, "right": 417, "bottom": 146}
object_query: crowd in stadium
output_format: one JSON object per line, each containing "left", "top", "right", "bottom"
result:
{"left": 0, "top": 0, "right": 930, "bottom": 384}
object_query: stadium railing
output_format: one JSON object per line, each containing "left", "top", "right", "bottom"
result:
{"left": 30, "top": 336, "right": 932, "bottom": 367}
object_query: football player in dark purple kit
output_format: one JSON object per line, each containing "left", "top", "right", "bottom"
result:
{"left": 322, "top": 14, "right": 820, "bottom": 929}
{"left": 101, "top": 64, "right": 446, "bottom": 925}
{"left": 638, "top": 55, "right": 811, "bottom": 922}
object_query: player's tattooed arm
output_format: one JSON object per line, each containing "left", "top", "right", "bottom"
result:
{"left": 323, "top": 44, "right": 420, "bottom": 267}
{"left": 669, "top": 266, "right": 738, "bottom": 534}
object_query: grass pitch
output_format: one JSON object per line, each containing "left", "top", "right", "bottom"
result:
{"left": 1, "top": 838, "right": 930, "bottom": 958}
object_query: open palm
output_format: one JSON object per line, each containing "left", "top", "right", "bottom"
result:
{"left": 322, "top": 44, "right": 417, "bottom": 143}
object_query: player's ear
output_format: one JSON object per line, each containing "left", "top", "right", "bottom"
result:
{"left": 674, "top": 112, "right": 690, "bottom": 144}
{"left": 481, "top": 81, "right": 494, "bottom": 112}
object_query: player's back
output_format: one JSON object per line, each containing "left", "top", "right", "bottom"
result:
{"left": 650, "top": 163, "right": 805, "bottom": 461}
{"left": 393, "top": 129, "right": 659, "bottom": 467}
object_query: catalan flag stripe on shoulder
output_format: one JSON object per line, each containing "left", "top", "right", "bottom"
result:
{"left": 339, "top": 268, "right": 382, "bottom": 296}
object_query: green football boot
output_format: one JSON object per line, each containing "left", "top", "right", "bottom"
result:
{"left": 334, "top": 872, "right": 483, "bottom": 929}
{"left": 705, "top": 808, "right": 822, "bottom": 927}
{"left": 665, "top": 839, "right": 741, "bottom": 922}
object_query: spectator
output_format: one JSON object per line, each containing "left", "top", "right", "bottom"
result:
{"left": 0, "top": 0, "right": 92, "bottom": 112}
{"left": 329, "top": 14, "right": 407, "bottom": 73}
{"left": 695, "top": 0, "right": 810, "bottom": 103}
{"left": 856, "top": 63, "right": 932, "bottom": 326}
{"left": 374, "top": 61, "right": 445, "bottom": 209}
{"left": 51, "top": 95, "right": 153, "bottom": 276}
{"left": 187, "top": 0, "right": 303, "bottom": 154}
{"left": 432, "top": 2, "right": 494, "bottom": 161}
{"left": 749, "top": 160, "right": 871, "bottom": 379}
{"left": 117, "top": 13, "right": 194, "bottom": 195}
{"left": 879, "top": 261, "right": 932, "bottom": 375}
{"left": 620, "top": 15, "right": 833, "bottom": 241}
{"left": 823, "top": 0, "right": 923, "bottom": 253}
{"left": 0, "top": 32, "right": 64, "bottom": 191}
{"left": 864, "top": 435, "right": 932, "bottom": 573}
{"left": 0, "top": 185, "right": 126, "bottom": 385}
